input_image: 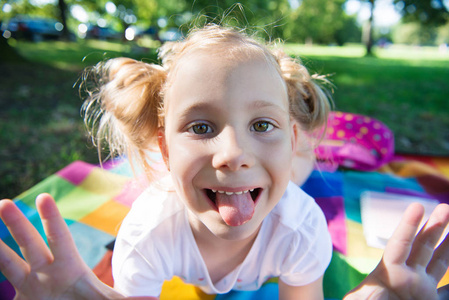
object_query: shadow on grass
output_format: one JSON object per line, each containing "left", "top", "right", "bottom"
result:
{"left": 0, "top": 61, "right": 100, "bottom": 198}
{"left": 12, "top": 39, "right": 160, "bottom": 70}
{"left": 1, "top": 39, "right": 159, "bottom": 198}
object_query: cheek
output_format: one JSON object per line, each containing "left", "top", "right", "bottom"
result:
{"left": 167, "top": 137, "right": 209, "bottom": 182}
{"left": 271, "top": 149, "right": 293, "bottom": 178}
{"left": 255, "top": 136, "right": 293, "bottom": 172}
{"left": 265, "top": 137, "right": 294, "bottom": 179}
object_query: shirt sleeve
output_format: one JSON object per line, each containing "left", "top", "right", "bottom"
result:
{"left": 111, "top": 186, "right": 172, "bottom": 297}
{"left": 279, "top": 202, "right": 333, "bottom": 286}
{"left": 112, "top": 236, "right": 166, "bottom": 297}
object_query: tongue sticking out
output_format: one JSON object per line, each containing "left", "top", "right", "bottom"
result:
{"left": 215, "top": 192, "right": 255, "bottom": 226}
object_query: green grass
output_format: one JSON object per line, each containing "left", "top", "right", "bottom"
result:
{"left": 1, "top": 39, "right": 448, "bottom": 198}
{"left": 0, "top": 39, "right": 158, "bottom": 198}
{"left": 284, "top": 43, "right": 449, "bottom": 156}
{"left": 8, "top": 39, "right": 159, "bottom": 69}
{"left": 284, "top": 43, "right": 449, "bottom": 61}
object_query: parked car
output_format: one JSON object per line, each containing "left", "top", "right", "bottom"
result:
{"left": 85, "top": 25, "right": 121, "bottom": 40}
{"left": 4, "top": 16, "right": 66, "bottom": 42}
{"left": 134, "top": 26, "right": 160, "bottom": 41}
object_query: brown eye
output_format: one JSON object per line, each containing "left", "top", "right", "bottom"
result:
{"left": 191, "top": 124, "right": 211, "bottom": 134}
{"left": 252, "top": 121, "right": 272, "bottom": 132}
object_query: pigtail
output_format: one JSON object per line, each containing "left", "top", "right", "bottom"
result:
{"left": 273, "top": 49, "right": 333, "bottom": 135}
{"left": 80, "top": 57, "right": 167, "bottom": 178}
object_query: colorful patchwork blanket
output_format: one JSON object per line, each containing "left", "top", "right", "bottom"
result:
{"left": 1, "top": 154, "right": 449, "bottom": 300}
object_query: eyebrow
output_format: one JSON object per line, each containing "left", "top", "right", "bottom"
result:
{"left": 249, "top": 99, "right": 288, "bottom": 113}
{"left": 178, "top": 101, "right": 218, "bottom": 119}
{"left": 178, "top": 98, "right": 288, "bottom": 120}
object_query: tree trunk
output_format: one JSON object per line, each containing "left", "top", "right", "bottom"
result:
{"left": 364, "top": 0, "right": 375, "bottom": 56}
{"left": 58, "top": 0, "right": 70, "bottom": 40}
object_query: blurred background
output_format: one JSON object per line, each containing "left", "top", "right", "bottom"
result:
{"left": 1, "top": 0, "right": 448, "bottom": 198}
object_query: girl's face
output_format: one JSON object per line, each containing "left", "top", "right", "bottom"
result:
{"left": 159, "top": 49, "right": 298, "bottom": 241}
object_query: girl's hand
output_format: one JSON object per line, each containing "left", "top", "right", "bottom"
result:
{"left": 345, "top": 202, "right": 449, "bottom": 300}
{"left": 0, "top": 193, "right": 130, "bottom": 300}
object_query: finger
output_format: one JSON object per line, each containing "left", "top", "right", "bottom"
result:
{"left": 0, "top": 199, "right": 53, "bottom": 268}
{"left": 36, "top": 194, "right": 83, "bottom": 263}
{"left": 383, "top": 203, "right": 424, "bottom": 265}
{"left": 426, "top": 205, "right": 449, "bottom": 280}
{"left": 407, "top": 203, "right": 449, "bottom": 268}
{"left": 0, "top": 238, "right": 30, "bottom": 287}
{"left": 427, "top": 231, "right": 449, "bottom": 283}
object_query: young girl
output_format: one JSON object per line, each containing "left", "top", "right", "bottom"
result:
{"left": 1, "top": 24, "right": 449, "bottom": 300}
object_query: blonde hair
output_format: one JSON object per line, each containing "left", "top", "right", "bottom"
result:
{"left": 80, "top": 24, "right": 332, "bottom": 179}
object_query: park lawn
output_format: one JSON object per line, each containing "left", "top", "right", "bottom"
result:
{"left": 284, "top": 43, "right": 449, "bottom": 156}
{"left": 1, "top": 40, "right": 158, "bottom": 198}
{"left": 1, "top": 39, "right": 448, "bottom": 198}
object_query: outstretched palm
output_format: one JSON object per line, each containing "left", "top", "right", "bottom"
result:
{"left": 0, "top": 194, "right": 122, "bottom": 300}
{"left": 346, "top": 202, "right": 449, "bottom": 300}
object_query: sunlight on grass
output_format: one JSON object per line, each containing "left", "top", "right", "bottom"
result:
{"left": 283, "top": 43, "right": 449, "bottom": 68}
{"left": 376, "top": 45, "right": 449, "bottom": 61}
{"left": 84, "top": 40, "right": 130, "bottom": 52}
{"left": 283, "top": 43, "right": 366, "bottom": 58}
{"left": 11, "top": 39, "right": 142, "bottom": 70}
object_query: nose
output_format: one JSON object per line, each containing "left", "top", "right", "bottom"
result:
{"left": 212, "top": 127, "right": 255, "bottom": 171}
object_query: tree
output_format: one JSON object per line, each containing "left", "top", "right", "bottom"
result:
{"left": 57, "top": 0, "right": 71, "bottom": 40}
{"left": 363, "top": 0, "right": 375, "bottom": 55}
{"left": 286, "top": 0, "right": 348, "bottom": 44}
{"left": 392, "top": 22, "right": 437, "bottom": 45}
{"left": 110, "top": 0, "right": 158, "bottom": 35}
{"left": 335, "top": 14, "right": 362, "bottom": 45}
{"left": 182, "top": 0, "right": 292, "bottom": 39}
{"left": 393, "top": 0, "right": 449, "bottom": 26}
{"left": 390, "top": 0, "right": 449, "bottom": 46}
{"left": 1, "top": 0, "right": 53, "bottom": 21}
{"left": 436, "top": 23, "right": 449, "bottom": 44}
{"left": 75, "top": 0, "right": 180, "bottom": 39}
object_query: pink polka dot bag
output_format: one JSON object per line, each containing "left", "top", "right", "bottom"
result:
{"left": 314, "top": 112, "right": 395, "bottom": 172}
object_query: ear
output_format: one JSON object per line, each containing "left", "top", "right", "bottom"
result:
{"left": 290, "top": 120, "right": 299, "bottom": 155}
{"left": 157, "top": 127, "right": 170, "bottom": 170}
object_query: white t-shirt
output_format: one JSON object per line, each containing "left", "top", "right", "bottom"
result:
{"left": 112, "top": 178, "right": 332, "bottom": 297}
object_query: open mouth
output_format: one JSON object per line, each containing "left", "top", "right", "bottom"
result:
{"left": 205, "top": 188, "right": 261, "bottom": 204}
{"left": 205, "top": 188, "right": 261, "bottom": 226}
